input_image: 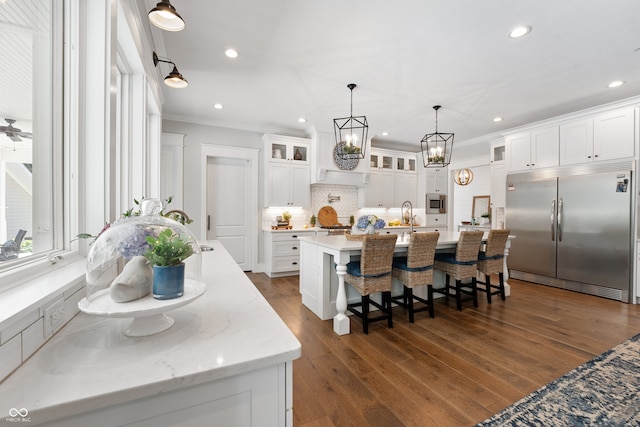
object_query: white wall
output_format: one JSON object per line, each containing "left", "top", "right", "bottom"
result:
{"left": 451, "top": 165, "right": 491, "bottom": 227}
{"left": 161, "top": 120, "right": 265, "bottom": 237}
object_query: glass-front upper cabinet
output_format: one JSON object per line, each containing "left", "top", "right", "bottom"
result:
{"left": 490, "top": 142, "right": 505, "bottom": 164}
{"left": 397, "top": 154, "right": 417, "bottom": 172}
{"left": 370, "top": 151, "right": 393, "bottom": 170}
{"left": 266, "top": 135, "right": 310, "bottom": 163}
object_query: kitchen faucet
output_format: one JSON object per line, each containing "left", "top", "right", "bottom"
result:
{"left": 401, "top": 200, "right": 413, "bottom": 235}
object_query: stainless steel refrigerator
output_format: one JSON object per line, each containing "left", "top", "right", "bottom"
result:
{"left": 506, "top": 163, "right": 633, "bottom": 302}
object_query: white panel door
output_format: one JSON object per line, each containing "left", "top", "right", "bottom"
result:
{"left": 206, "top": 157, "right": 251, "bottom": 270}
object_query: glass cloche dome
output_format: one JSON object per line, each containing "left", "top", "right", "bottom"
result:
{"left": 85, "top": 198, "right": 202, "bottom": 303}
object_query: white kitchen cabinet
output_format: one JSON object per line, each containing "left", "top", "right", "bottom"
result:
{"left": 263, "top": 135, "right": 311, "bottom": 207}
{"left": 395, "top": 152, "right": 418, "bottom": 206}
{"left": 559, "top": 117, "right": 594, "bottom": 166}
{"left": 396, "top": 154, "right": 417, "bottom": 172}
{"left": 593, "top": 107, "right": 635, "bottom": 162}
{"left": 490, "top": 141, "right": 506, "bottom": 164}
{"left": 265, "top": 230, "right": 314, "bottom": 277}
{"left": 369, "top": 150, "right": 394, "bottom": 171}
{"left": 426, "top": 214, "right": 447, "bottom": 229}
{"left": 395, "top": 172, "right": 417, "bottom": 206}
{"left": 425, "top": 167, "right": 448, "bottom": 193}
{"left": 360, "top": 170, "right": 395, "bottom": 207}
{"left": 490, "top": 162, "right": 506, "bottom": 211}
{"left": 505, "top": 127, "right": 559, "bottom": 172}
{"left": 556, "top": 107, "right": 634, "bottom": 166}
{"left": 360, "top": 149, "right": 418, "bottom": 208}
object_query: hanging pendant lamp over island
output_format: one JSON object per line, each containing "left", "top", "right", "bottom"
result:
{"left": 333, "top": 83, "right": 368, "bottom": 160}
{"left": 421, "top": 105, "right": 454, "bottom": 168}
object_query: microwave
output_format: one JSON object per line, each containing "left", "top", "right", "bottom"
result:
{"left": 426, "top": 193, "right": 447, "bottom": 214}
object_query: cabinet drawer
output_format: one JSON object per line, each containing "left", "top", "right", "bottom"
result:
{"left": 270, "top": 231, "right": 310, "bottom": 242}
{"left": 426, "top": 215, "right": 447, "bottom": 227}
{"left": 273, "top": 241, "right": 301, "bottom": 256}
{"left": 272, "top": 256, "right": 300, "bottom": 272}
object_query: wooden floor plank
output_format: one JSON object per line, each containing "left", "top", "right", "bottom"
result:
{"left": 246, "top": 272, "right": 640, "bottom": 426}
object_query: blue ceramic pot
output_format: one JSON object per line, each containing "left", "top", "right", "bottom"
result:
{"left": 152, "top": 263, "right": 185, "bottom": 300}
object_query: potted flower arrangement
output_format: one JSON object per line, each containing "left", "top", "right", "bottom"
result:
{"left": 144, "top": 228, "right": 194, "bottom": 300}
{"left": 356, "top": 214, "right": 386, "bottom": 235}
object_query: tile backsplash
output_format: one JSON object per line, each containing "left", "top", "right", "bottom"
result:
{"left": 263, "top": 184, "right": 426, "bottom": 228}
{"left": 311, "top": 184, "right": 359, "bottom": 225}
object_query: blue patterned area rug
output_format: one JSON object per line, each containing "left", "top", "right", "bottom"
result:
{"left": 476, "top": 333, "right": 640, "bottom": 426}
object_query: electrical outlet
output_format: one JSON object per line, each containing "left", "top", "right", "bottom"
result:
{"left": 44, "top": 298, "right": 65, "bottom": 336}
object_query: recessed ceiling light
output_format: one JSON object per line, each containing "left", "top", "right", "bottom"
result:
{"left": 608, "top": 80, "right": 625, "bottom": 88}
{"left": 493, "top": 117, "right": 503, "bottom": 122}
{"left": 225, "top": 48, "right": 238, "bottom": 58}
{"left": 298, "top": 117, "right": 307, "bottom": 123}
{"left": 509, "top": 25, "right": 532, "bottom": 38}
{"left": 214, "top": 103, "right": 224, "bottom": 109}
{"left": 382, "top": 132, "right": 389, "bottom": 136}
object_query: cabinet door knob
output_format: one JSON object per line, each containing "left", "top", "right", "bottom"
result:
{"left": 292, "top": 261, "right": 298, "bottom": 265}
{"left": 292, "top": 246, "right": 298, "bottom": 250}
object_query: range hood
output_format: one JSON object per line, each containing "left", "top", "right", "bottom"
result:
{"left": 313, "top": 168, "right": 370, "bottom": 187}
{"left": 309, "top": 127, "right": 371, "bottom": 187}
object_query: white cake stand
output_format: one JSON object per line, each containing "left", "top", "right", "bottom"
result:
{"left": 78, "top": 279, "right": 207, "bottom": 337}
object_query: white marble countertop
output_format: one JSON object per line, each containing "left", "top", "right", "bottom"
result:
{"left": 298, "top": 231, "right": 469, "bottom": 252}
{"left": 263, "top": 225, "right": 430, "bottom": 233}
{"left": 0, "top": 241, "right": 301, "bottom": 424}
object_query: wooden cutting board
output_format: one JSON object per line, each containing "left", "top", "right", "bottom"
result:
{"left": 318, "top": 206, "right": 341, "bottom": 227}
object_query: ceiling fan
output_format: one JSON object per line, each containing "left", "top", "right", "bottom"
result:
{"left": 0, "top": 118, "right": 33, "bottom": 142}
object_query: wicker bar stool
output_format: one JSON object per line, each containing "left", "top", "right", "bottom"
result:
{"left": 391, "top": 232, "right": 440, "bottom": 322}
{"left": 345, "top": 234, "right": 398, "bottom": 334}
{"left": 477, "top": 229, "right": 510, "bottom": 304}
{"left": 434, "top": 230, "right": 484, "bottom": 311}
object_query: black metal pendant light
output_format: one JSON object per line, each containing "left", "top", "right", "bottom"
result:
{"left": 421, "top": 105, "right": 454, "bottom": 167}
{"left": 148, "top": 0, "right": 185, "bottom": 32}
{"left": 153, "top": 52, "right": 189, "bottom": 89}
{"left": 333, "top": 83, "right": 368, "bottom": 160}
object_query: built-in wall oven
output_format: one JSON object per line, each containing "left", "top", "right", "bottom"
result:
{"left": 426, "top": 193, "right": 447, "bottom": 214}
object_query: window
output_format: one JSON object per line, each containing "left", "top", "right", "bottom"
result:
{"left": 0, "top": 0, "right": 62, "bottom": 271}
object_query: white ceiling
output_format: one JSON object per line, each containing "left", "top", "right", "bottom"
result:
{"left": 156, "top": 0, "right": 640, "bottom": 151}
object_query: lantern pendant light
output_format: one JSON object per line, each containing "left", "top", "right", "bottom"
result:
{"left": 333, "top": 83, "right": 368, "bottom": 160}
{"left": 421, "top": 105, "right": 454, "bottom": 167}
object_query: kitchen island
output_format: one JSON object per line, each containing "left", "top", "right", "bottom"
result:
{"left": 0, "top": 241, "right": 301, "bottom": 426}
{"left": 299, "top": 232, "right": 513, "bottom": 335}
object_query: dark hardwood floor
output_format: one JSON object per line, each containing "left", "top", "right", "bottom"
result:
{"left": 246, "top": 272, "right": 640, "bottom": 427}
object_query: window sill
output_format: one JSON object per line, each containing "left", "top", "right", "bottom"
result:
{"left": 0, "top": 255, "right": 86, "bottom": 332}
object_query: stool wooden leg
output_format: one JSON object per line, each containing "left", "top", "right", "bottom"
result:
{"left": 472, "top": 277, "right": 478, "bottom": 307}
{"left": 455, "top": 280, "right": 462, "bottom": 311}
{"left": 385, "top": 292, "right": 393, "bottom": 328}
{"left": 362, "top": 295, "right": 370, "bottom": 334}
{"left": 427, "top": 285, "right": 434, "bottom": 318}
{"left": 445, "top": 275, "right": 451, "bottom": 301}
{"left": 499, "top": 272, "right": 506, "bottom": 301}
{"left": 406, "top": 287, "right": 415, "bottom": 323}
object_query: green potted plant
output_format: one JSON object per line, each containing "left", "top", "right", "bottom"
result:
{"left": 349, "top": 215, "right": 355, "bottom": 226}
{"left": 481, "top": 212, "right": 490, "bottom": 224}
{"left": 144, "top": 228, "right": 194, "bottom": 300}
{"left": 310, "top": 214, "right": 316, "bottom": 227}
{"left": 282, "top": 210, "right": 292, "bottom": 225}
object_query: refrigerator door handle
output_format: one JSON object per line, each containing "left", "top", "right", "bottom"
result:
{"left": 558, "top": 198, "right": 563, "bottom": 242}
{"left": 551, "top": 198, "right": 556, "bottom": 241}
